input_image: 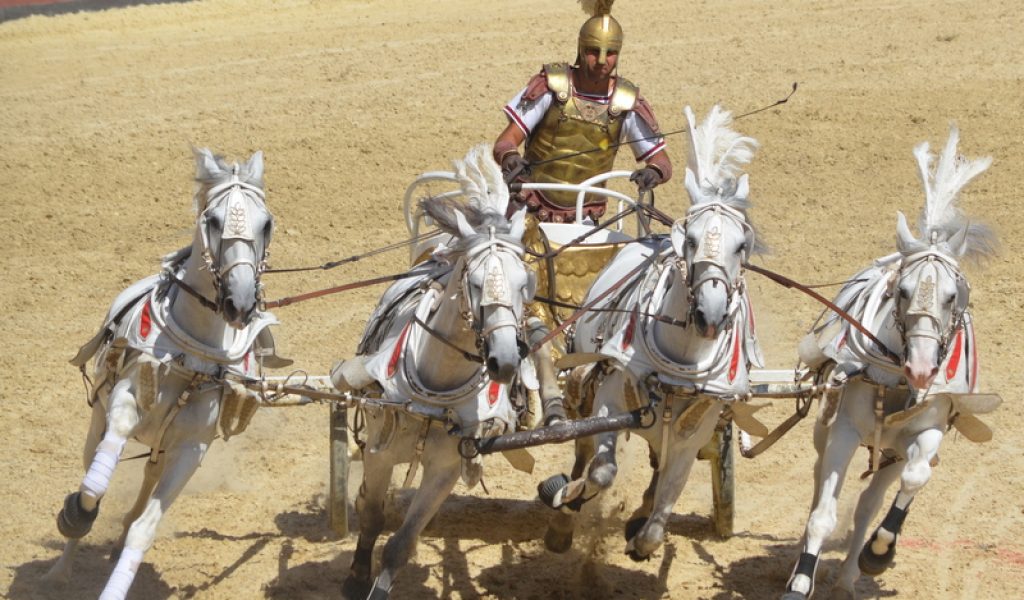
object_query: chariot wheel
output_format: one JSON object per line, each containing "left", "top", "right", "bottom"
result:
{"left": 698, "top": 418, "right": 735, "bottom": 538}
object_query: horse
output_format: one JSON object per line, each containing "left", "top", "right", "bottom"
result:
{"left": 782, "top": 126, "right": 999, "bottom": 599}
{"left": 334, "top": 145, "right": 535, "bottom": 600}
{"left": 44, "top": 148, "right": 289, "bottom": 600}
{"left": 537, "top": 105, "right": 768, "bottom": 561}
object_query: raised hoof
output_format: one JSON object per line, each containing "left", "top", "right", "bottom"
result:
{"left": 56, "top": 492, "right": 98, "bottom": 539}
{"left": 341, "top": 575, "right": 372, "bottom": 600}
{"left": 780, "top": 592, "right": 807, "bottom": 600}
{"left": 544, "top": 524, "right": 573, "bottom": 554}
{"left": 624, "top": 516, "right": 648, "bottom": 543}
{"left": 858, "top": 531, "right": 896, "bottom": 576}
{"left": 537, "top": 473, "right": 570, "bottom": 509}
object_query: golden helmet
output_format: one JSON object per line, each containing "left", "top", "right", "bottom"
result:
{"left": 577, "top": 1, "right": 622, "bottom": 65}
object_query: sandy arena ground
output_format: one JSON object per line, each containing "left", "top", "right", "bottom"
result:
{"left": 1, "top": 1, "right": 1022, "bottom": 598}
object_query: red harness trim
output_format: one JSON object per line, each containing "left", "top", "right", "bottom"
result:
{"left": 139, "top": 300, "right": 152, "bottom": 340}
{"left": 945, "top": 328, "right": 964, "bottom": 382}
{"left": 728, "top": 328, "right": 741, "bottom": 383}
{"left": 622, "top": 310, "right": 637, "bottom": 350}
{"left": 387, "top": 322, "right": 412, "bottom": 379}
{"left": 968, "top": 322, "right": 979, "bottom": 393}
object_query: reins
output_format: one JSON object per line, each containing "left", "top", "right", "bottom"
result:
{"left": 263, "top": 230, "right": 440, "bottom": 274}
{"left": 261, "top": 271, "right": 422, "bottom": 309}
{"left": 744, "top": 262, "right": 902, "bottom": 365}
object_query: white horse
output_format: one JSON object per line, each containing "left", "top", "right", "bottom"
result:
{"left": 783, "top": 126, "right": 999, "bottom": 599}
{"left": 538, "top": 105, "right": 767, "bottom": 560}
{"left": 45, "top": 148, "right": 289, "bottom": 600}
{"left": 334, "top": 145, "right": 535, "bottom": 600}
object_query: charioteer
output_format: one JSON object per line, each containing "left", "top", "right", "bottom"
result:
{"left": 492, "top": 0, "right": 673, "bottom": 424}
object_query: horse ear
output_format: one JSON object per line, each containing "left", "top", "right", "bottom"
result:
{"left": 193, "top": 147, "right": 222, "bottom": 179}
{"left": 453, "top": 209, "right": 476, "bottom": 238}
{"left": 735, "top": 174, "right": 750, "bottom": 200}
{"left": 671, "top": 219, "right": 687, "bottom": 257}
{"left": 948, "top": 223, "right": 970, "bottom": 257}
{"left": 895, "top": 211, "right": 917, "bottom": 253}
{"left": 508, "top": 207, "right": 527, "bottom": 241}
{"left": 245, "top": 151, "right": 264, "bottom": 182}
{"left": 684, "top": 168, "right": 701, "bottom": 205}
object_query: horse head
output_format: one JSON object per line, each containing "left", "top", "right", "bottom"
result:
{"left": 890, "top": 126, "right": 995, "bottom": 389}
{"left": 192, "top": 148, "right": 274, "bottom": 328}
{"left": 673, "top": 105, "right": 762, "bottom": 339}
{"left": 422, "top": 145, "right": 534, "bottom": 383}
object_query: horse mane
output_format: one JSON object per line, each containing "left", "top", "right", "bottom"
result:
{"left": 684, "top": 104, "right": 758, "bottom": 208}
{"left": 419, "top": 144, "right": 514, "bottom": 247}
{"left": 161, "top": 245, "right": 192, "bottom": 270}
{"left": 907, "top": 125, "right": 997, "bottom": 262}
{"left": 683, "top": 105, "right": 767, "bottom": 255}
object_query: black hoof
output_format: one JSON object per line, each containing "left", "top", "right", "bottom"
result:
{"left": 625, "top": 548, "right": 651, "bottom": 563}
{"left": 780, "top": 592, "right": 807, "bottom": 600}
{"left": 56, "top": 492, "right": 98, "bottom": 539}
{"left": 537, "top": 473, "right": 570, "bottom": 509}
{"left": 341, "top": 575, "right": 372, "bottom": 600}
{"left": 858, "top": 530, "right": 896, "bottom": 576}
{"left": 624, "top": 516, "right": 648, "bottom": 543}
{"left": 544, "top": 525, "right": 573, "bottom": 553}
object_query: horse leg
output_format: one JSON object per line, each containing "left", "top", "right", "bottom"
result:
{"left": 45, "top": 380, "right": 137, "bottom": 582}
{"left": 784, "top": 419, "right": 861, "bottom": 599}
{"left": 98, "top": 440, "right": 207, "bottom": 600}
{"left": 542, "top": 432, "right": 595, "bottom": 553}
{"left": 857, "top": 428, "right": 941, "bottom": 578}
{"left": 342, "top": 449, "right": 395, "bottom": 600}
{"left": 111, "top": 457, "right": 166, "bottom": 561}
{"left": 626, "top": 412, "right": 717, "bottom": 562}
{"left": 831, "top": 460, "right": 902, "bottom": 598}
{"left": 369, "top": 443, "right": 461, "bottom": 599}
{"left": 625, "top": 448, "right": 659, "bottom": 545}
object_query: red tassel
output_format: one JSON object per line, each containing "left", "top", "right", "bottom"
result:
{"left": 488, "top": 381, "right": 501, "bottom": 407}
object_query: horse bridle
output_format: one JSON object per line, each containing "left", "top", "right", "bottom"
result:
{"left": 450, "top": 229, "right": 531, "bottom": 361}
{"left": 673, "top": 202, "right": 754, "bottom": 325}
{"left": 891, "top": 248, "right": 969, "bottom": 365}
{"left": 171, "top": 171, "right": 271, "bottom": 317}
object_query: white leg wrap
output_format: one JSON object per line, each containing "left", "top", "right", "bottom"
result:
{"left": 98, "top": 546, "right": 143, "bottom": 600}
{"left": 82, "top": 433, "right": 127, "bottom": 499}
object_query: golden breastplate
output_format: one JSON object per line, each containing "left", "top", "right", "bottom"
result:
{"left": 522, "top": 64, "right": 637, "bottom": 209}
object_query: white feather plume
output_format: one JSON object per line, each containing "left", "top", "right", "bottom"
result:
{"left": 914, "top": 125, "right": 992, "bottom": 237}
{"left": 452, "top": 144, "right": 509, "bottom": 217}
{"left": 579, "top": 0, "right": 614, "bottom": 17}
{"left": 684, "top": 104, "right": 758, "bottom": 193}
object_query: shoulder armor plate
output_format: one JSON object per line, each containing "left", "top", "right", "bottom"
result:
{"left": 543, "top": 62, "right": 571, "bottom": 103}
{"left": 610, "top": 77, "right": 639, "bottom": 117}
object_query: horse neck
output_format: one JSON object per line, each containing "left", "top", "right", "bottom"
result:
{"left": 168, "top": 239, "right": 232, "bottom": 348}
{"left": 412, "top": 271, "right": 481, "bottom": 391}
{"left": 651, "top": 265, "right": 719, "bottom": 363}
